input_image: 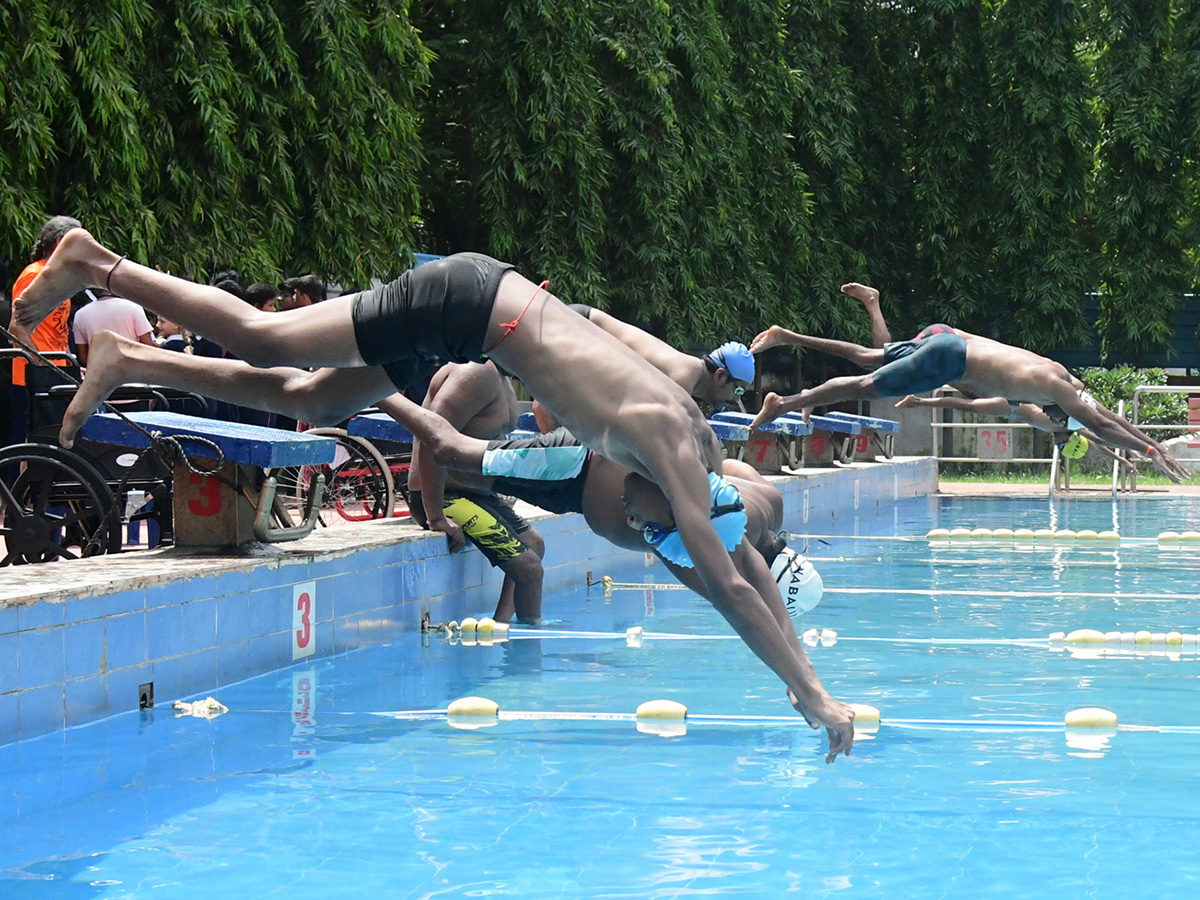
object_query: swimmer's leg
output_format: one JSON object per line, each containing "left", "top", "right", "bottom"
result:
{"left": 15, "top": 229, "right": 364, "bottom": 368}
{"left": 60, "top": 332, "right": 396, "bottom": 447}
{"left": 751, "top": 325, "right": 885, "bottom": 370}
{"left": 841, "top": 282, "right": 891, "bottom": 348}
{"left": 373, "top": 395, "right": 491, "bottom": 474}
{"left": 495, "top": 527, "right": 546, "bottom": 624}
{"left": 751, "top": 374, "right": 877, "bottom": 429}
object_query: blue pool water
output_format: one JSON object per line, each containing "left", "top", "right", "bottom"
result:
{"left": 5, "top": 495, "right": 1200, "bottom": 898}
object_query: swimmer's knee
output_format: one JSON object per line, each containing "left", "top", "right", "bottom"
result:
{"left": 428, "top": 432, "right": 467, "bottom": 469}
{"left": 521, "top": 529, "right": 546, "bottom": 559}
{"left": 504, "top": 549, "right": 544, "bottom": 583}
{"left": 280, "top": 374, "right": 357, "bottom": 424}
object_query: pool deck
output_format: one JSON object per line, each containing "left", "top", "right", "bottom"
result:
{"left": 938, "top": 479, "right": 1200, "bottom": 497}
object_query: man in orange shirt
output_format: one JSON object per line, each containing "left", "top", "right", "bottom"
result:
{"left": 8, "top": 216, "right": 79, "bottom": 446}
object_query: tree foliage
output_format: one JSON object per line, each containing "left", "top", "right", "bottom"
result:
{"left": 3, "top": 0, "right": 1200, "bottom": 364}
{"left": 0, "top": 0, "right": 428, "bottom": 285}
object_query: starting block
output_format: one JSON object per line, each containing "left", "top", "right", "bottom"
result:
{"left": 805, "top": 414, "right": 862, "bottom": 465}
{"left": 348, "top": 412, "right": 414, "bottom": 444}
{"left": 709, "top": 411, "right": 812, "bottom": 473}
{"left": 822, "top": 411, "right": 901, "bottom": 459}
{"left": 82, "top": 412, "right": 336, "bottom": 548}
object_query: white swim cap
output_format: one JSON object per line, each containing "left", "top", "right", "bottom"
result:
{"left": 770, "top": 546, "right": 823, "bottom": 618}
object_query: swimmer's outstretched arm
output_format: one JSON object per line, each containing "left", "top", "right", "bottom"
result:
{"left": 584, "top": 308, "right": 693, "bottom": 383}
{"left": 655, "top": 448, "right": 855, "bottom": 763}
{"left": 1050, "top": 387, "right": 1187, "bottom": 483}
{"left": 896, "top": 394, "right": 1012, "bottom": 417}
{"left": 1085, "top": 403, "right": 1191, "bottom": 481}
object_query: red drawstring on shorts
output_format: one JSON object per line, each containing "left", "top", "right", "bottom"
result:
{"left": 485, "top": 279, "right": 548, "bottom": 354}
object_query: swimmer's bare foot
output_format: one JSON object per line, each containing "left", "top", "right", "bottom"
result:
{"left": 59, "top": 331, "right": 132, "bottom": 448}
{"left": 840, "top": 282, "right": 880, "bottom": 310}
{"left": 11, "top": 228, "right": 117, "bottom": 331}
{"left": 750, "top": 325, "right": 797, "bottom": 355}
{"left": 895, "top": 394, "right": 922, "bottom": 409}
{"left": 751, "top": 392, "right": 788, "bottom": 430}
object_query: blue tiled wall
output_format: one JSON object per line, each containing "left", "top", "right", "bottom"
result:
{"left": 0, "top": 459, "right": 936, "bottom": 745}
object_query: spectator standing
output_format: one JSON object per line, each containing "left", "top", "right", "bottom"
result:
{"left": 244, "top": 282, "right": 279, "bottom": 312}
{"left": 71, "top": 289, "right": 154, "bottom": 366}
{"left": 8, "top": 216, "right": 80, "bottom": 448}
{"left": 155, "top": 316, "right": 191, "bottom": 353}
{"left": 282, "top": 275, "right": 326, "bottom": 308}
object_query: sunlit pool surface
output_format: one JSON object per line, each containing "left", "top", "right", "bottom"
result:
{"left": 6, "top": 495, "right": 1200, "bottom": 898}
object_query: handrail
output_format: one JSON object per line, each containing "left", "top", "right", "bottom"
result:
{"left": 1130, "top": 384, "right": 1195, "bottom": 429}
{"left": 926, "top": 388, "right": 1106, "bottom": 496}
{"left": 1128, "top": 384, "right": 1199, "bottom": 492}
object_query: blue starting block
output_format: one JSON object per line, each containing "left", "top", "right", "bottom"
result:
{"left": 822, "top": 411, "right": 901, "bottom": 459}
{"left": 708, "top": 411, "right": 813, "bottom": 472}
{"left": 348, "top": 412, "right": 414, "bottom": 444}
{"left": 803, "top": 414, "right": 861, "bottom": 465}
{"left": 82, "top": 412, "right": 337, "bottom": 547}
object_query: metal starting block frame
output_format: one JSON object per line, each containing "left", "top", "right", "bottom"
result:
{"left": 708, "top": 411, "right": 813, "bottom": 472}
{"left": 81, "top": 412, "right": 337, "bottom": 548}
{"left": 822, "top": 411, "right": 901, "bottom": 459}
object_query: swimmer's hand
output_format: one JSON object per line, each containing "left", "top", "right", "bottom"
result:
{"left": 789, "top": 689, "right": 855, "bottom": 764}
{"left": 895, "top": 394, "right": 923, "bottom": 409}
{"left": 1146, "top": 446, "right": 1186, "bottom": 484}
{"left": 429, "top": 516, "right": 466, "bottom": 553}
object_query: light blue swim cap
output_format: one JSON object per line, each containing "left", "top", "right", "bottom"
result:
{"left": 709, "top": 341, "right": 755, "bottom": 384}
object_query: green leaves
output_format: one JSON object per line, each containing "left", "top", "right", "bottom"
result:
{"left": 2, "top": 0, "right": 1197, "bottom": 371}
{"left": 0, "top": 0, "right": 427, "bottom": 285}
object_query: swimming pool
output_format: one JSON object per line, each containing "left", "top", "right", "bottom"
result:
{"left": 4, "top": 494, "right": 1200, "bottom": 898}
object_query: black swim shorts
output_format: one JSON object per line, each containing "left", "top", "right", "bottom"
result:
{"left": 408, "top": 488, "right": 532, "bottom": 568}
{"left": 351, "top": 252, "right": 515, "bottom": 390}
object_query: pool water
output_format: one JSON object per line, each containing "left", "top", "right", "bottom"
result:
{"left": 5, "top": 495, "right": 1200, "bottom": 898}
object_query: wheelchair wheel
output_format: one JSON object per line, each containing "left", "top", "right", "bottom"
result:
{"left": 0, "top": 443, "right": 122, "bottom": 565}
{"left": 272, "top": 428, "right": 395, "bottom": 525}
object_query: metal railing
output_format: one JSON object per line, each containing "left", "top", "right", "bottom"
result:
{"left": 927, "top": 389, "right": 1139, "bottom": 497}
{"left": 1128, "top": 385, "right": 1199, "bottom": 492}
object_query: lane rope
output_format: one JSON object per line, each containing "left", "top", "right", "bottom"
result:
{"left": 367, "top": 708, "right": 1200, "bottom": 734}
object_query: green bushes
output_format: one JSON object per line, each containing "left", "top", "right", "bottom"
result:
{"left": 1079, "top": 366, "right": 1189, "bottom": 439}
{"left": 2, "top": 0, "right": 1198, "bottom": 361}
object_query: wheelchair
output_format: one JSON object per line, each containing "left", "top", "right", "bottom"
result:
{"left": 1, "top": 347, "right": 204, "bottom": 565}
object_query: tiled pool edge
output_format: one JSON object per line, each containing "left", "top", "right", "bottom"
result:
{"left": 0, "top": 458, "right": 936, "bottom": 745}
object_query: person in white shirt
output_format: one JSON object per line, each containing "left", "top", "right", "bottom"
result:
{"left": 72, "top": 289, "right": 154, "bottom": 366}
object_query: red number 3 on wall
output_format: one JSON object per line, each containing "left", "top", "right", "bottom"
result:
{"left": 293, "top": 582, "right": 316, "bottom": 660}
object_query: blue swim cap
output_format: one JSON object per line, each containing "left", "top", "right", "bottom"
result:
{"left": 709, "top": 341, "right": 755, "bottom": 384}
